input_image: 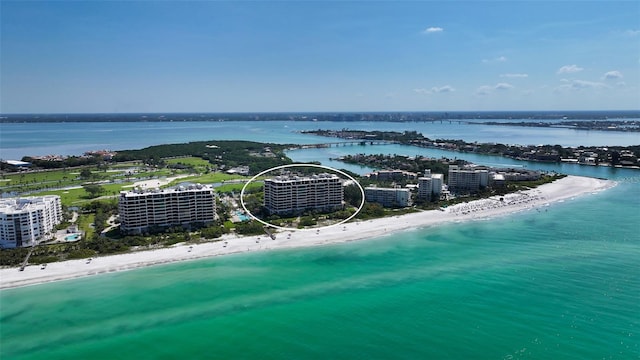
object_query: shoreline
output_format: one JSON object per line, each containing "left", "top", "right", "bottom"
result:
{"left": 0, "top": 175, "right": 615, "bottom": 290}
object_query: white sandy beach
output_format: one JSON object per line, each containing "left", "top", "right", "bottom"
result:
{"left": 0, "top": 175, "right": 615, "bottom": 290}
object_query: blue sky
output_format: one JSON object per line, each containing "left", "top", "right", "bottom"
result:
{"left": 1, "top": 1, "right": 638, "bottom": 113}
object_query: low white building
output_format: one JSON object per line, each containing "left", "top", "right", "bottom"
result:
{"left": 368, "top": 170, "right": 418, "bottom": 181}
{"left": 365, "top": 187, "right": 411, "bottom": 207}
{"left": 0, "top": 195, "right": 63, "bottom": 248}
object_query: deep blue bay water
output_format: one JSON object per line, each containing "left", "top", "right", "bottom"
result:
{"left": 1, "top": 120, "right": 639, "bottom": 359}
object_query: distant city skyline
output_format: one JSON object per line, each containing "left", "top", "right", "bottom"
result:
{"left": 1, "top": 1, "right": 638, "bottom": 113}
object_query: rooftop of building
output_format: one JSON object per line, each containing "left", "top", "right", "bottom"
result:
{"left": 418, "top": 173, "right": 444, "bottom": 180}
{"left": 3, "top": 160, "right": 32, "bottom": 166}
{"left": 0, "top": 195, "right": 61, "bottom": 213}
{"left": 120, "top": 183, "right": 214, "bottom": 196}
{"left": 266, "top": 173, "right": 340, "bottom": 183}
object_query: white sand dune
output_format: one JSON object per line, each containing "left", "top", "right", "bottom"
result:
{"left": 0, "top": 176, "right": 615, "bottom": 290}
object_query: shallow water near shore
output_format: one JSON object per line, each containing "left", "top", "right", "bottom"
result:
{"left": 1, "top": 180, "right": 638, "bottom": 359}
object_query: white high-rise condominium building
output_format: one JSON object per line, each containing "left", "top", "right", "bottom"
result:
{"left": 119, "top": 184, "right": 216, "bottom": 234}
{"left": 0, "top": 195, "right": 63, "bottom": 248}
{"left": 263, "top": 173, "right": 343, "bottom": 214}
{"left": 417, "top": 172, "right": 443, "bottom": 201}
{"left": 431, "top": 174, "right": 443, "bottom": 197}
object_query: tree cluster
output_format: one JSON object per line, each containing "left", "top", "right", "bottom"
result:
{"left": 113, "top": 140, "right": 293, "bottom": 175}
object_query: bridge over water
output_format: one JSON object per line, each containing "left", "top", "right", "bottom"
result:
{"left": 299, "top": 140, "right": 398, "bottom": 149}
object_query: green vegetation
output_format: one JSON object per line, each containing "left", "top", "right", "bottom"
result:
{"left": 338, "top": 153, "right": 464, "bottom": 182}
{"left": 30, "top": 183, "right": 127, "bottom": 207}
{"left": 165, "top": 156, "right": 212, "bottom": 168}
{"left": 343, "top": 184, "right": 363, "bottom": 207}
{"left": 356, "top": 202, "right": 385, "bottom": 219}
{"left": 166, "top": 173, "right": 247, "bottom": 186}
{"left": 114, "top": 140, "right": 293, "bottom": 174}
{"left": 67, "top": 249, "right": 98, "bottom": 259}
{"left": 298, "top": 216, "right": 317, "bottom": 228}
{"left": 82, "top": 184, "right": 105, "bottom": 198}
{"left": 216, "top": 182, "right": 262, "bottom": 194}
{"left": 504, "top": 174, "right": 566, "bottom": 192}
{"left": 200, "top": 224, "right": 229, "bottom": 239}
{"left": 21, "top": 155, "right": 103, "bottom": 169}
{"left": 1, "top": 140, "right": 293, "bottom": 200}
{"left": 302, "top": 129, "right": 424, "bottom": 143}
{"left": 233, "top": 220, "right": 266, "bottom": 236}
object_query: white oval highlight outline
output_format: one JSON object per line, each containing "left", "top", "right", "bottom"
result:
{"left": 240, "top": 163, "right": 365, "bottom": 232}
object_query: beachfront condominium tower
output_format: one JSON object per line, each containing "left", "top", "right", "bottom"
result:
{"left": 0, "top": 195, "right": 63, "bottom": 248}
{"left": 417, "top": 172, "right": 443, "bottom": 201}
{"left": 263, "top": 173, "right": 344, "bottom": 215}
{"left": 447, "top": 165, "right": 489, "bottom": 193}
{"left": 118, "top": 184, "right": 216, "bottom": 234}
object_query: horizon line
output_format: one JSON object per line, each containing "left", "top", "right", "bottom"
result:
{"left": 2, "top": 109, "right": 639, "bottom": 116}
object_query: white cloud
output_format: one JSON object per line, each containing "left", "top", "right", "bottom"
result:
{"left": 572, "top": 80, "right": 606, "bottom": 89}
{"left": 603, "top": 70, "right": 623, "bottom": 80}
{"left": 482, "top": 56, "right": 508, "bottom": 63}
{"left": 432, "top": 85, "right": 455, "bottom": 93}
{"left": 475, "top": 86, "right": 493, "bottom": 96}
{"left": 423, "top": 27, "right": 443, "bottom": 34}
{"left": 557, "top": 64, "right": 584, "bottom": 74}
{"left": 625, "top": 29, "right": 640, "bottom": 36}
{"left": 495, "top": 83, "right": 514, "bottom": 90}
{"left": 500, "top": 73, "right": 528, "bottom": 78}
{"left": 476, "top": 83, "right": 513, "bottom": 95}
{"left": 554, "top": 79, "right": 608, "bottom": 92}
{"left": 413, "top": 85, "right": 455, "bottom": 95}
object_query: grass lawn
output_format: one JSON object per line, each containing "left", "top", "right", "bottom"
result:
{"left": 1, "top": 164, "right": 195, "bottom": 197}
{"left": 109, "top": 161, "right": 144, "bottom": 169}
{"left": 216, "top": 182, "right": 263, "bottom": 193}
{"left": 166, "top": 172, "right": 247, "bottom": 186}
{"left": 133, "top": 168, "right": 177, "bottom": 178}
{"left": 32, "top": 183, "right": 130, "bottom": 206}
{"left": 78, "top": 213, "right": 96, "bottom": 239}
{"left": 165, "top": 156, "right": 211, "bottom": 167}
{"left": 33, "top": 187, "right": 88, "bottom": 206}
{"left": 1, "top": 169, "right": 80, "bottom": 190}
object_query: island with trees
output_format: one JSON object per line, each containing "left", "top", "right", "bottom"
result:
{"left": 301, "top": 129, "right": 640, "bottom": 168}
{"left": 477, "top": 119, "right": 640, "bottom": 132}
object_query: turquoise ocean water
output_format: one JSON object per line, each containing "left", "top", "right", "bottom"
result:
{"left": 1, "top": 121, "right": 639, "bottom": 359}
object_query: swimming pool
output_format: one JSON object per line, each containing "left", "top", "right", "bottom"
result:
{"left": 65, "top": 233, "right": 81, "bottom": 241}
{"left": 235, "top": 210, "right": 250, "bottom": 222}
